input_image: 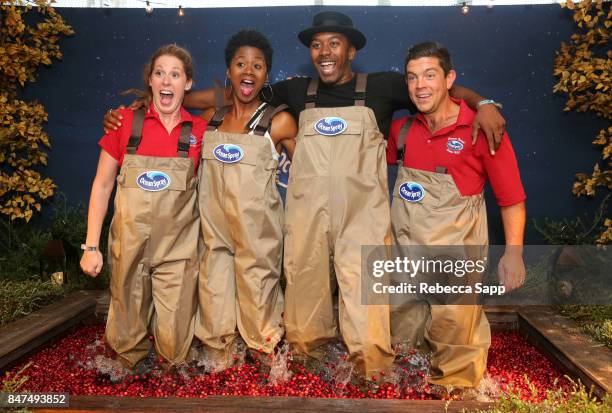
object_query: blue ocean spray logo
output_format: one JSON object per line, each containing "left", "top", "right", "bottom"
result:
{"left": 213, "top": 144, "right": 244, "bottom": 163}
{"left": 136, "top": 171, "right": 171, "bottom": 191}
{"left": 447, "top": 138, "right": 464, "bottom": 153}
{"left": 314, "top": 117, "right": 348, "bottom": 136}
{"left": 399, "top": 181, "right": 425, "bottom": 202}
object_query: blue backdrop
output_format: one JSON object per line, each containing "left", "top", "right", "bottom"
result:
{"left": 20, "top": 5, "right": 609, "bottom": 243}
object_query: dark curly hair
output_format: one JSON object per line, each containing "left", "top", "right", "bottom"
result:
{"left": 224, "top": 29, "right": 273, "bottom": 73}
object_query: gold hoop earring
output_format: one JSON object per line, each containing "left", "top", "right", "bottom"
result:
{"left": 224, "top": 76, "right": 233, "bottom": 93}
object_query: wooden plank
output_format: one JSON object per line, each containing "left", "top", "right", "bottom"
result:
{"left": 484, "top": 306, "right": 518, "bottom": 332}
{"left": 0, "top": 290, "right": 101, "bottom": 372}
{"left": 518, "top": 306, "right": 611, "bottom": 399}
{"left": 35, "top": 395, "right": 493, "bottom": 412}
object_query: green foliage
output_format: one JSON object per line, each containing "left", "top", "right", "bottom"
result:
{"left": 556, "top": 305, "right": 612, "bottom": 349}
{"left": 0, "top": 279, "right": 65, "bottom": 325}
{"left": 0, "top": 193, "right": 109, "bottom": 308}
{"left": 553, "top": 0, "right": 611, "bottom": 244}
{"left": 1, "top": 363, "right": 32, "bottom": 413}
{"left": 0, "top": 218, "right": 51, "bottom": 280}
{"left": 467, "top": 378, "right": 611, "bottom": 413}
{"left": 0, "top": 1, "right": 74, "bottom": 221}
{"left": 533, "top": 194, "right": 609, "bottom": 245}
{"left": 2, "top": 362, "right": 30, "bottom": 392}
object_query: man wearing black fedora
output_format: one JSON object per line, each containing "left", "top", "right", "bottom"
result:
{"left": 275, "top": 11, "right": 504, "bottom": 381}
{"left": 103, "top": 10, "right": 506, "bottom": 380}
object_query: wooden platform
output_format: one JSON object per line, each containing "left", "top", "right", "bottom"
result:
{"left": 518, "top": 306, "right": 611, "bottom": 399}
{"left": 0, "top": 290, "right": 101, "bottom": 371}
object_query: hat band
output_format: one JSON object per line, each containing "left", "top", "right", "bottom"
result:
{"left": 317, "top": 19, "right": 351, "bottom": 28}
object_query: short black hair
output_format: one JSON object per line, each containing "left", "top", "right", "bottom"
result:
{"left": 405, "top": 41, "right": 453, "bottom": 76}
{"left": 224, "top": 29, "right": 273, "bottom": 73}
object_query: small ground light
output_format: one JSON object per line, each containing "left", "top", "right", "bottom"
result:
{"left": 145, "top": 1, "right": 153, "bottom": 14}
{"left": 178, "top": 5, "right": 184, "bottom": 16}
{"left": 461, "top": 2, "right": 470, "bottom": 15}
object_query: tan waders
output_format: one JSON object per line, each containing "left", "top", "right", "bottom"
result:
{"left": 106, "top": 109, "right": 199, "bottom": 368}
{"left": 195, "top": 104, "right": 286, "bottom": 368}
{"left": 390, "top": 120, "right": 491, "bottom": 387}
{"left": 284, "top": 74, "right": 394, "bottom": 379}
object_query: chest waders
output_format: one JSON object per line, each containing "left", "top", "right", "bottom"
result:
{"left": 284, "top": 74, "right": 394, "bottom": 378}
{"left": 390, "top": 120, "right": 491, "bottom": 387}
{"left": 195, "top": 104, "right": 287, "bottom": 370}
{"left": 106, "top": 109, "right": 199, "bottom": 369}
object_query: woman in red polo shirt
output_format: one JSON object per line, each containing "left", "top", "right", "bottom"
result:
{"left": 80, "top": 44, "right": 205, "bottom": 370}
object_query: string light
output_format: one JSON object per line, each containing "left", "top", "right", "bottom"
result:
{"left": 486, "top": 0, "right": 494, "bottom": 8}
{"left": 178, "top": 5, "right": 184, "bottom": 16}
{"left": 461, "top": 2, "right": 469, "bottom": 15}
{"left": 145, "top": 1, "right": 153, "bottom": 14}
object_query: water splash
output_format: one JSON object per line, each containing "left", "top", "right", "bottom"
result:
{"left": 463, "top": 374, "right": 502, "bottom": 401}
{"left": 91, "top": 355, "right": 129, "bottom": 382}
{"left": 268, "top": 342, "right": 293, "bottom": 385}
{"left": 194, "top": 338, "right": 247, "bottom": 373}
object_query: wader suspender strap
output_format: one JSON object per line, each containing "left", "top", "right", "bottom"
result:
{"left": 253, "top": 104, "right": 289, "bottom": 136}
{"left": 207, "top": 106, "right": 231, "bottom": 131}
{"left": 177, "top": 121, "right": 193, "bottom": 158}
{"left": 354, "top": 73, "right": 367, "bottom": 106}
{"left": 304, "top": 73, "right": 367, "bottom": 109}
{"left": 126, "top": 108, "right": 192, "bottom": 157}
{"left": 127, "top": 109, "right": 145, "bottom": 155}
{"left": 396, "top": 116, "right": 414, "bottom": 165}
{"left": 305, "top": 78, "right": 319, "bottom": 109}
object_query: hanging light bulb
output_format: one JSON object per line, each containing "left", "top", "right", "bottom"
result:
{"left": 178, "top": 5, "right": 184, "bottom": 17}
{"left": 145, "top": 1, "right": 153, "bottom": 15}
{"left": 486, "top": 0, "right": 494, "bottom": 8}
{"left": 461, "top": 2, "right": 469, "bottom": 15}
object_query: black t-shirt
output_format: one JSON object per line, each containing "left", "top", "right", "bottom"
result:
{"left": 271, "top": 71, "right": 416, "bottom": 137}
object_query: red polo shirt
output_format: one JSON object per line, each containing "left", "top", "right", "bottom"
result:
{"left": 387, "top": 99, "right": 525, "bottom": 207}
{"left": 99, "top": 105, "right": 206, "bottom": 170}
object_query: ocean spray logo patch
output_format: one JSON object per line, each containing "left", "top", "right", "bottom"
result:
{"left": 213, "top": 143, "right": 244, "bottom": 163}
{"left": 189, "top": 134, "right": 197, "bottom": 146}
{"left": 136, "top": 171, "right": 171, "bottom": 191}
{"left": 399, "top": 182, "right": 425, "bottom": 202}
{"left": 447, "top": 138, "right": 465, "bottom": 154}
{"left": 314, "top": 117, "right": 348, "bottom": 136}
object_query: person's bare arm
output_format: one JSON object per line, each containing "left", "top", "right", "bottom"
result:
{"left": 270, "top": 111, "right": 297, "bottom": 160}
{"left": 497, "top": 202, "right": 526, "bottom": 292}
{"left": 80, "top": 150, "right": 119, "bottom": 277}
{"left": 450, "top": 85, "right": 506, "bottom": 155}
{"left": 200, "top": 107, "right": 216, "bottom": 122}
{"left": 183, "top": 87, "right": 231, "bottom": 111}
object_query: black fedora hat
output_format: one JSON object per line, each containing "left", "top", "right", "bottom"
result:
{"left": 298, "top": 11, "right": 366, "bottom": 50}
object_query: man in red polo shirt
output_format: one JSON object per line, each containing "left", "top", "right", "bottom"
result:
{"left": 386, "top": 41, "right": 526, "bottom": 389}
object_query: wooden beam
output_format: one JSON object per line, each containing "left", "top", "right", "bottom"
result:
{"left": 518, "top": 306, "right": 611, "bottom": 399}
{"left": 0, "top": 290, "right": 101, "bottom": 372}
{"left": 35, "top": 395, "right": 493, "bottom": 412}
